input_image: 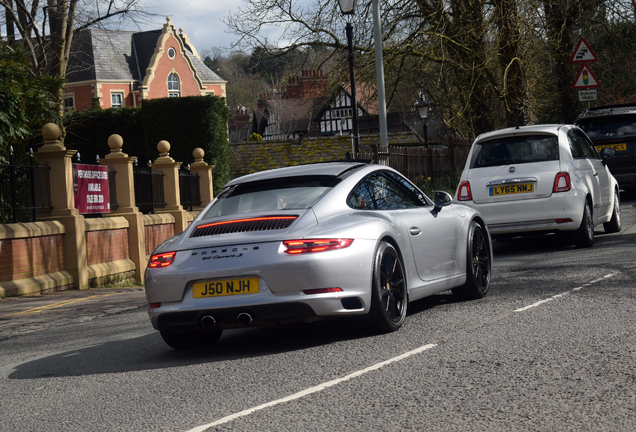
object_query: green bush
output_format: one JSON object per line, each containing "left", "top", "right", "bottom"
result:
{"left": 142, "top": 96, "right": 230, "bottom": 194}
{"left": 64, "top": 107, "right": 146, "bottom": 164}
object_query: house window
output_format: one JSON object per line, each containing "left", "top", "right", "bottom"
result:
{"left": 167, "top": 47, "right": 176, "bottom": 59}
{"left": 63, "top": 94, "right": 75, "bottom": 112}
{"left": 111, "top": 92, "right": 124, "bottom": 108}
{"left": 168, "top": 73, "right": 180, "bottom": 97}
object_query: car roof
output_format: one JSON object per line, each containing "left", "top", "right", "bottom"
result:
{"left": 225, "top": 161, "right": 371, "bottom": 186}
{"left": 475, "top": 124, "right": 567, "bottom": 143}
{"left": 576, "top": 104, "right": 636, "bottom": 121}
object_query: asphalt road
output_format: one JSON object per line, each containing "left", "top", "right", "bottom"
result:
{"left": 1, "top": 190, "right": 635, "bottom": 431}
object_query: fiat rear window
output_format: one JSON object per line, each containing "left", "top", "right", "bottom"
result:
{"left": 203, "top": 176, "right": 340, "bottom": 218}
{"left": 472, "top": 135, "right": 559, "bottom": 168}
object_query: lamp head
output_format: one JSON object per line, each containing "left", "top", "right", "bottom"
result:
{"left": 415, "top": 99, "right": 430, "bottom": 119}
{"left": 338, "top": 0, "right": 355, "bottom": 15}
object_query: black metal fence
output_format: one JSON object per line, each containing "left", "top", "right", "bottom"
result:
{"left": 179, "top": 165, "right": 201, "bottom": 211}
{"left": 0, "top": 147, "right": 52, "bottom": 223}
{"left": 133, "top": 160, "right": 166, "bottom": 214}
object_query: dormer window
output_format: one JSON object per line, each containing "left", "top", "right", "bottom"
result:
{"left": 168, "top": 73, "right": 180, "bottom": 97}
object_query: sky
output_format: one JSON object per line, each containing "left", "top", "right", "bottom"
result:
{"left": 134, "top": 0, "right": 253, "bottom": 56}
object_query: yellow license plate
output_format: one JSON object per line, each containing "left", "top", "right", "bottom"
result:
{"left": 489, "top": 183, "right": 534, "bottom": 196}
{"left": 193, "top": 277, "right": 260, "bottom": 298}
{"left": 596, "top": 143, "right": 627, "bottom": 152}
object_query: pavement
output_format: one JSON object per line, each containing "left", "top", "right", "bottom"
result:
{"left": 0, "top": 287, "right": 147, "bottom": 341}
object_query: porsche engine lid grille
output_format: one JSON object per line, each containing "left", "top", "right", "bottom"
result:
{"left": 191, "top": 215, "right": 298, "bottom": 238}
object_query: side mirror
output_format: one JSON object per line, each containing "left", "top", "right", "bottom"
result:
{"left": 600, "top": 147, "right": 616, "bottom": 166}
{"left": 433, "top": 190, "right": 452, "bottom": 212}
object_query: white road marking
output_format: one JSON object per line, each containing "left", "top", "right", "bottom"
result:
{"left": 187, "top": 272, "right": 620, "bottom": 431}
{"left": 514, "top": 272, "right": 618, "bottom": 312}
{"left": 185, "top": 343, "right": 438, "bottom": 432}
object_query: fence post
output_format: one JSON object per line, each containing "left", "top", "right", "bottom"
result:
{"left": 189, "top": 148, "right": 215, "bottom": 210}
{"left": 152, "top": 140, "right": 188, "bottom": 234}
{"left": 35, "top": 123, "right": 88, "bottom": 289}
{"left": 100, "top": 134, "right": 147, "bottom": 283}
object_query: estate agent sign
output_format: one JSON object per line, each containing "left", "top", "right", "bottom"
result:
{"left": 73, "top": 164, "right": 110, "bottom": 214}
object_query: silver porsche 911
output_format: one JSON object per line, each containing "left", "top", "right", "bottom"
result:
{"left": 145, "top": 161, "right": 492, "bottom": 349}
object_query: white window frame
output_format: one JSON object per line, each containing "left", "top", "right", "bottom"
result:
{"left": 168, "top": 73, "right": 180, "bottom": 97}
{"left": 63, "top": 94, "right": 75, "bottom": 112}
{"left": 111, "top": 92, "right": 124, "bottom": 108}
{"left": 167, "top": 47, "right": 176, "bottom": 59}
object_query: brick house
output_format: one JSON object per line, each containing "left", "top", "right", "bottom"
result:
{"left": 64, "top": 17, "right": 226, "bottom": 111}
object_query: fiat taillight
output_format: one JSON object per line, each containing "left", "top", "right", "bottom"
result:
{"left": 457, "top": 181, "right": 472, "bottom": 201}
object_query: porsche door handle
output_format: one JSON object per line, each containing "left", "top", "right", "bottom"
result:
{"left": 593, "top": 172, "right": 599, "bottom": 177}
{"left": 409, "top": 227, "right": 421, "bottom": 236}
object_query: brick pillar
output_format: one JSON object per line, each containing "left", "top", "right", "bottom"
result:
{"left": 152, "top": 140, "right": 188, "bottom": 234}
{"left": 100, "top": 134, "right": 147, "bottom": 283}
{"left": 36, "top": 123, "right": 88, "bottom": 289}
{"left": 189, "top": 147, "right": 215, "bottom": 210}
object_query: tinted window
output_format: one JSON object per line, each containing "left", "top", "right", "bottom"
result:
{"left": 203, "top": 176, "right": 340, "bottom": 218}
{"left": 577, "top": 114, "right": 636, "bottom": 140}
{"left": 472, "top": 135, "right": 559, "bottom": 168}
{"left": 347, "top": 171, "right": 426, "bottom": 210}
{"left": 568, "top": 129, "right": 600, "bottom": 159}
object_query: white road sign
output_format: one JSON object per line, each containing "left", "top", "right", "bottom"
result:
{"left": 579, "top": 90, "right": 598, "bottom": 102}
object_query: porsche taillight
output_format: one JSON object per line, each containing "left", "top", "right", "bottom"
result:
{"left": 283, "top": 239, "right": 354, "bottom": 254}
{"left": 553, "top": 172, "right": 571, "bottom": 193}
{"left": 457, "top": 181, "right": 472, "bottom": 201}
{"left": 148, "top": 251, "right": 176, "bottom": 268}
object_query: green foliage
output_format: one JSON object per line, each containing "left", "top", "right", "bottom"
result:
{"left": 64, "top": 107, "right": 146, "bottom": 164}
{"left": 248, "top": 132, "right": 263, "bottom": 141}
{"left": 412, "top": 172, "right": 461, "bottom": 197}
{"left": 142, "top": 96, "right": 230, "bottom": 194}
{"left": 0, "top": 41, "right": 63, "bottom": 155}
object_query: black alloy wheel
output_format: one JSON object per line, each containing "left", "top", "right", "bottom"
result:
{"left": 452, "top": 221, "right": 491, "bottom": 300}
{"left": 369, "top": 242, "right": 407, "bottom": 333}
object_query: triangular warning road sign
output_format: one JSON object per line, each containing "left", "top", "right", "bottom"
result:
{"left": 572, "top": 64, "right": 600, "bottom": 89}
{"left": 570, "top": 38, "right": 598, "bottom": 63}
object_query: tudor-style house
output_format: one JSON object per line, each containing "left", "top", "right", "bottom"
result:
{"left": 63, "top": 17, "right": 226, "bottom": 111}
{"left": 252, "top": 69, "right": 366, "bottom": 141}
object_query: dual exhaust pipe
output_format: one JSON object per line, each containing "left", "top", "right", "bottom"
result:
{"left": 200, "top": 312, "right": 253, "bottom": 328}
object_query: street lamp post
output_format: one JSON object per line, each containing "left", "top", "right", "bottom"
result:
{"left": 338, "top": 0, "right": 360, "bottom": 157}
{"left": 415, "top": 98, "right": 430, "bottom": 148}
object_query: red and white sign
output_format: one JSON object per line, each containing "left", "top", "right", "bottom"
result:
{"left": 570, "top": 38, "right": 598, "bottom": 63}
{"left": 73, "top": 164, "right": 110, "bottom": 214}
{"left": 572, "top": 64, "right": 600, "bottom": 89}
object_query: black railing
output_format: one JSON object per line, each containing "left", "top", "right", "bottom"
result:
{"left": 179, "top": 164, "right": 201, "bottom": 211}
{"left": 133, "top": 160, "right": 165, "bottom": 214}
{"left": 0, "top": 147, "right": 51, "bottom": 223}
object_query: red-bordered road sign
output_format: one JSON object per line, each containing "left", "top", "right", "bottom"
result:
{"left": 570, "top": 38, "right": 598, "bottom": 63}
{"left": 572, "top": 64, "right": 600, "bottom": 89}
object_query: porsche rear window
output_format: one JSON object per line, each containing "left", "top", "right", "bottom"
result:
{"left": 472, "top": 135, "right": 559, "bottom": 168}
{"left": 202, "top": 176, "right": 340, "bottom": 218}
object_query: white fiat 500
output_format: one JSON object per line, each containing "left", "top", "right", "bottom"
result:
{"left": 455, "top": 124, "right": 621, "bottom": 246}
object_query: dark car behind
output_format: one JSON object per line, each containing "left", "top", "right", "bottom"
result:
{"left": 575, "top": 104, "right": 636, "bottom": 187}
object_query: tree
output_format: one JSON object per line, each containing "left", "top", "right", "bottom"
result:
{"left": 1, "top": 0, "right": 149, "bottom": 124}
{"left": 224, "top": 0, "right": 636, "bottom": 137}
{"left": 202, "top": 49, "right": 270, "bottom": 112}
{"left": 0, "top": 40, "right": 63, "bottom": 153}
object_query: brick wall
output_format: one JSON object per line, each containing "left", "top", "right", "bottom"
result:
{"left": 229, "top": 133, "right": 421, "bottom": 179}
{"left": 0, "top": 235, "right": 65, "bottom": 282}
{"left": 145, "top": 224, "right": 175, "bottom": 256}
{"left": 86, "top": 229, "right": 130, "bottom": 266}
